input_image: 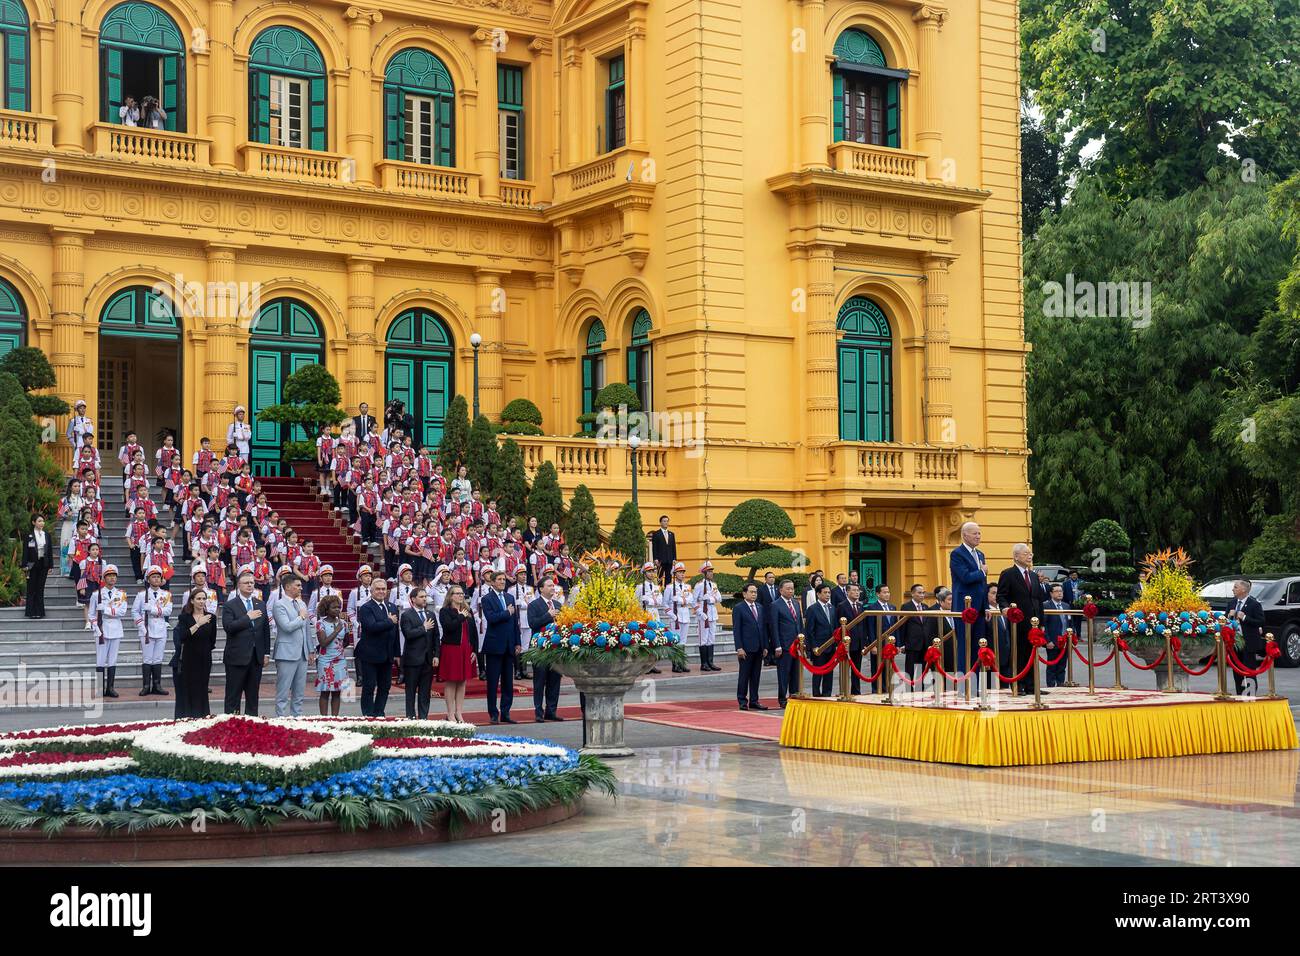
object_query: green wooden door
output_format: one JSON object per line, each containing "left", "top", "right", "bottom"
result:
{"left": 103, "top": 46, "right": 123, "bottom": 121}
{"left": 421, "top": 358, "right": 449, "bottom": 446}
{"left": 249, "top": 349, "right": 283, "bottom": 476}
{"left": 850, "top": 533, "right": 887, "bottom": 595}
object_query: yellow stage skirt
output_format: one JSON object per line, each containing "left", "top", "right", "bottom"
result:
{"left": 779, "top": 696, "right": 1298, "bottom": 767}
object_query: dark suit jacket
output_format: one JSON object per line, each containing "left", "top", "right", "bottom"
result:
{"left": 438, "top": 605, "right": 479, "bottom": 651}
{"left": 900, "top": 600, "right": 930, "bottom": 654}
{"left": 864, "top": 600, "right": 897, "bottom": 648}
{"left": 399, "top": 607, "right": 440, "bottom": 666}
{"left": 480, "top": 588, "right": 520, "bottom": 656}
{"left": 732, "top": 600, "right": 769, "bottom": 654}
{"left": 834, "top": 599, "right": 869, "bottom": 655}
{"left": 804, "top": 600, "right": 838, "bottom": 663}
{"left": 650, "top": 528, "right": 676, "bottom": 566}
{"left": 756, "top": 582, "right": 779, "bottom": 607}
{"left": 950, "top": 545, "right": 988, "bottom": 621}
{"left": 526, "top": 596, "right": 561, "bottom": 636}
{"left": 996, "top": 565, "right": 1048, "bottom": 624}
{"left": 357, "top": 599, "right": 401, "bottom": 663}
{"left": 221, "top": 594, "right": 271, "bottom": 666}
{"left": 830, "top": 585, "right": 849, "bottom": 608}
{"left": 1232, "top": 594, "right": 1266, "bottom": 654}
{"left": 352, "top": 414, "right": 376, "bottom": 438}
{"left": 766, "top": 594, "right": 804, "bottom": 651}
{"left": 1043, "top": 600, "right": 1069, "bottom": 643}
{"left": 23, "top": 530, "right": 53, "bottom": 569}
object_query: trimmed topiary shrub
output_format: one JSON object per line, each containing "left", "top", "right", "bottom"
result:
{"left": 526, "top": 461, "right": 564, "bottom": 533}
{"left": 716, "top": 498, "right": 799, "bottom": 583}
{"left": 609, "top": 500, "right": 647, "bottom": 564}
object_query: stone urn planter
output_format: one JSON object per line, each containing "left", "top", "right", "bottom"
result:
{"left": 1125, "top": 638, "right": 1217, "bottom": 692}
{"left": 550, "top": 655, "right": 661, "bottom": 757}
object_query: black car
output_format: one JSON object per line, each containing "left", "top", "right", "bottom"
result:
{"left": 1200, "top": 575, "right": 1300, "bottom": 667}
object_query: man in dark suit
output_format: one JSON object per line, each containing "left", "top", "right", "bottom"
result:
{"left": 830, "top": 574, "right": 850, "bottom": 608}
{"left": 733, "top": 583, "right": 770, "bottom": 710}
{"left": 399, "top": 586, "right": 440, "bottom": 718}
{"left": 996, "top": 543, "right": 1049, "bottom": 694}
{"left": 949, "top": 521, "right": 988, "bottom": 674}
{"left": 835, "top": 583, "right": 869, "bottom": 694}
{"left": 766, "top": 578, "right": 804, "bottom": 707}
{"left": 1227, "top": 578, "right": 1266, "bottom": 695}
{"left": 481, "top": 571, "right": 521, "bottom": 723}
{"left": 221, "top": 571, "right": 271, "bottom": 715}
{"left": 356, "top": 577, "right": 401, "bottom": 716}
{"left": 527, "top": 578, "right": 565, "bottom": 721}
{"left": 900, "top": 583, "right": 930, "bottom": 686}
{"left": 864, "top": 583, "right": 896, "bottom": 691}
{"left": 22, "top": 514, "right": 54, "bottom": 619}
{"left": 352, "top": 402, "right": 377, "bottom": 440}
{"left": 805, "top": 583, "right": 839, "bottom": 697}
{"left": 650, "top": 515, "right": 677, "bottom": 586}
{"left": 930, "top": 587, "right": 957, "bottom": 671}
{"left": 1062, "top": 570, "right": 1081, "bottom": 606}
{"left": 756, "top": 571, "right": 779, "bottom": 608}
{"left": 1043, "top": 583, "right": 1070, "bottom": 687}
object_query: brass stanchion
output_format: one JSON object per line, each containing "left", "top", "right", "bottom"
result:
{"left": 963, "top": 596, "right": 972, "bottom": 703}
{"left": 1111, "top": 625, "right": 1126, "bottom": 690}
{"left": 1009, "top": 604, "right": 1019, "bottom": 698}
{"left": 1029, "top": 616, "right": 1046, "bottom": 710}
{"left": 1266, "top": 633, "right": 1280, "bottom": 699}
{"left": 1161, "top": 630, "right": 1176, "bottom": 694}
{"left": 1213, "top": 632, "right": 1229, "bottom": 700}
{"left": 883, "top": 635, "right": 896, "bottom": 706}
{"left": 1064, "top": 625, "right": 1079, "bottom": 687}
{"left": 837, "top": 618, "right": 852, "bottom": 701}
{"left": 793, "top": 634, "right": 806, "bottom": 699}
{"left": 976, "top": 638, "right": 990, "bottom": 709}
{"left": 932, "top": 637, "right": 943, "bottom": 706}
{"left": 1086, "top": 605, "right": 1097, "bottom": 694}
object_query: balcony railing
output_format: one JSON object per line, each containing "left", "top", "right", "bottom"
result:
{"left": 0, "top": 109, "right": 54, "bottom": 148}
{"left": 377, "top": 159, "right": 478, "bottom": 200}
{"left": 823, "top": 441, "right": 961, "bottom": 486}
{"left": 828, "top": 142, "right": 928, "bottom": 181}
{"left": 507, "top": 435, "right": 676, "bottom": 485}
{"left": 241, "top": 142, "right": 346, "bottom": 183}
{"left": 557, "top": 145, "right": 652, "bottom": 197}
{"left": 499, "top": 180, "right": 535, "bottom": 207}
{"left": 90, "top": 123, "right": 210, "bottom": 166}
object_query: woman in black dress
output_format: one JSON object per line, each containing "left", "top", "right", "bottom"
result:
{"left": 174, "top": 590, "right": 217, "bottom": 718}
{"left": 437, "top": 586, "right": 479, "bottom": 724}
{"left": 23, "top": 515, "right": 53, "bottom": 618}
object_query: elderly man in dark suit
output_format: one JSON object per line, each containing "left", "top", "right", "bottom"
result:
{"left": 481, "top": 570, "right": 521, "bottom": 724}
{"left": 950, "top": 521, "right": 988, "bottom": 675}
{"left": 357, "top": 577, "right": 401, "bottom": 716}
{"left": 1227, "top": 578, "right": 1266, "bottom": 696}
{"left": 766, "top": 578, "right": 804, "bottom": 707}
{"left": 221, "top": 571, "right": 271, "bottom": 715}
{"left": 733, "top": 583, "right": 771, "bottom": 710}
{"left": 399, "top": 586, "right": 440, "bottom": 718}
{"left": 527, "top": 578, "right": 565, "bottom": 722}
{"left": 996, "top": 543, "right": 1050, "bottom": 695}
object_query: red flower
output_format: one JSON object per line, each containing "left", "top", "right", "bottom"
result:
{"left": 1004, "top": 606, "right": 1025, "bottom": 625}
{"left": 1, "top": 722, "right": 159, "bottom": 741}
{"left": 1082, "top": 602, "right": 1098, "bottom": 619}
{"left": 881, "top": 643, "right": 899, "bottom": 660}
{"left": 182, "top": 718, "right": 332, "bottom": 757}
{"left": 923, "top": 646, "right": 942, "bottom": 665}
{"left": 373, "top": 737, "right": 502, "bottom": 751}
{"left": 0, "top": 750, "right": 129, "bottom": 767}
{"left": 977, "top": 647, "right": 997, "bottom": 667}
{"left": 961, "top": 607, "right": 979, "bottom": 625}
{"left": 1027, "top": 627, "right": 1046, "bottom": 646}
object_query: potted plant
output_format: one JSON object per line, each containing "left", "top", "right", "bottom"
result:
{"left": 255, "top": 365, "right": 348, "bottom": 479}
{"left": 1100, "top": 548, "right": 1234, "bottom": 691}
{"left": 522, "top": 547, "right": 685, "bottom": 756}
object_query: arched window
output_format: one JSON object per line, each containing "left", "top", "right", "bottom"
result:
{"left": 626, "top": 308, "right": 652, "bottom": 412}
{"left": 0, "top": 0, "right": 29, "bottom": 111}
{"left": 0, "top": 276, "right": 26, "bottom": 357}
{"left": 248, "top": 297, "right": 324, "bottom": 475}
{"left": 100, "top": 285, "right": 179, "bottom": 336}
{"left": 831, "top": 28, "right": 904, "bottom": 148}
{"left": 849, "top": 533, "right": 887, "bottom": 594}
{"left": 581, "top": 318, "right": 606, "bottom": 431}
{"left": 100, "top": 1, "right": 186, "bottom": 131}
{"left": 385, "top": 308, "right": 455, "bottom": 447}
{"left": 249, "top": 26, "right": 327, "bottom": 151}
{"left": 837, "top": 296, "right": 893, "bottom": 442}
{"left": 383, "top": 48, "right": 454, "bottom": 167}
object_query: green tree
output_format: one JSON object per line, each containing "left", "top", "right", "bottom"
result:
{"left": 256, "top": 364, "right": 348, "bottom": 462}
{"left": 437, "top": 394, "right": 470, "bottom": 472}
{"left": 1021, "top": 0, "right": 1300, "bottom": 201}
{"left": 564, "top": 484, "right": 600, "bottom": 556}
{"left": 0, "top": 371, "right": 38, "bottom": 604}
{"left": 716, "top": 498, "right": 798, "bottom": 583}
{"left": 1241, "top": 515, "right": 1300, "bottom": 574}
{"left": 465, "top": 414, "right": 498, "bottom": 497}
{"left": 491, "top": 438, "right": 529, "bottom": 521}
{"left": 1077, "top": 519, "right": 1138, "bottom": 614}
{"left": 0, "top": 346, "right": 69, "bottom": 418}
{"left": 1020, "top": 98, "right": 1067, "bottom": 237}
{"left": 526, "top": 461, "right": 564, "bottom": 531}
{"left": 499, "top": 397, "right": 544, "bottom": 435}
{"left": 610, "top": 500, "right": 647, "bottom": 564}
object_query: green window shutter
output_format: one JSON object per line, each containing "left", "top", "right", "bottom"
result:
{"left": 838, "top": 345, "right": 860, "bottom": 441}
{"left": 435, "top": 94, "right": 453, "bottom": 166}
{"left": 422, "top": 359, "right": 449, "bottom": 446}
{"left": 5, "top": 30, "right": 27, "bottom": 111}
{"left": 863, "top": 349, "right": 883, "bottom": 441}
{"left": 250, "top": 69, "right": 270, "bottom": 143}
{"left": 104, "top": 46, "right": 123, "bottom": 121}
{"left": 832, "top": 71, "right": 844, "bottom": 142}
{"left": 308, "top": 75, "right": 327, "bottom": 150}
{"left": 383, "top": 85, "right": 402, "bottom": 160}
{"left": 885, "top": 79, "right": 899, "bottom": 148}
{"left": 161, "top": 54, "right": 179, "bottom": 130}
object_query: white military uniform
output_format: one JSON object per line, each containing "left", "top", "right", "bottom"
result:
{"left": 636, "top": 578, "right": 663, "bottom": 622}
{"left": 307, "top": 583, "right": 342, "bottom": 620}
{"left": 508, "top": 581, "right": 535, "bottom": 646}
{"left": 692, "top": 578, "right": 722, "bottom": 647}
{"left": 346, "top": 582, "right": 371, "bottom": 629}
{"left": 663, "top": 579, "right": 694, "bottom": 641}
{"left": 90, "top": 585, "right": 129, "bottom": 668}
{"left": 132, "top": 585, "right": 172, "bottom": 665}
{"left": 393, "top": 581, "right": 415, "bottom": 610}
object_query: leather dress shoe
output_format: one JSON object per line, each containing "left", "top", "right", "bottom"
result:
{"left": 750, "top": 703, "right": 769, "bottom": 711}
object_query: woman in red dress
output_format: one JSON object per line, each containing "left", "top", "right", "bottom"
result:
{"left": 437, "top": 585, "right": 478, "bottom": 723}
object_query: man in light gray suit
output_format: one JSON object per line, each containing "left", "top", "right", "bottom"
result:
{"left": 272, "top": 574, "right": 314, "bottom": 717}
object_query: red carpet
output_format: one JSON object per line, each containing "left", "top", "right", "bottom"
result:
{"left": 258, "top": 476, "right": 367, "bottom": 590}
{"left": 623, "top": 698, "right": 786, "bottom": 741}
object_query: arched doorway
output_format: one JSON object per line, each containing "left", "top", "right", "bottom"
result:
{"left": 99, "top": 1, "right": 186, "bottom": 131}
{"left": 248, "top": 297, "right": 324, "bottom": 475}
{"left": 849, "top": 533, "right": 888, "bottom": 594}
{"left": 837, "top": 296, "right": 893, "bottom": 442}
{"left": 98, "top": 285, "right": 181, "bottom": 472}
{"left": 384, "top": 307, "right": 454, "bottom": 448}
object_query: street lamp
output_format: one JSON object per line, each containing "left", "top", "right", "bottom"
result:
{"left": 628, "top": 432, "right": 641, "bottom": 507}
{"left": 470, "top": 332, "right": 482, "bottom": 418}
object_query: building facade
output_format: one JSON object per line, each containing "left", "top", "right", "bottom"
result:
{"left": 0, "top": 0, "right": 1031, "bottom": 586}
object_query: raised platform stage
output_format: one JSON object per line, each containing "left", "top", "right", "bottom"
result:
{"left": 779, "top": 687, "right": 1298, "bottom": 767}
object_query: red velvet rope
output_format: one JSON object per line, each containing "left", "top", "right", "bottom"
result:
{"left": 995, "top": 654, "right": 1036, "bottom": 684}
{"left": 1072, "top": 643, "right": 1115, "bottom": 667}
{"left": 931, "top": 662, "right": 978, "bottom": 684}
{"left": 791, "top": 640, "right": 847, "bottom": 675}
{"left": 1037, "top": 640, "right": 1069, "bottom": 667}
{"left": 1225, "top": 642, "right": 1277, "bottom": 678}
{"left": 889, "top": 659, "right": 930, "bottom": 687}
{"left": 847, "top": 650, "right": 886, "bottom": 684}
{"left": 1170, "top": 645, "right": 1216, "bottom": 677}
{"left": 1116, "top": 638, "right": 1165, "bottom": 670}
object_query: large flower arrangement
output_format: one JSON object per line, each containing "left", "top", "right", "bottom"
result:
{"left": 0, "top": 718, "right": 613, "bottom": 832}
{"left": 1101, "top": 548, "right": 1239, "bottom": 649}
{"left": 522, "top": 547, "right": 686, "bottom": 668}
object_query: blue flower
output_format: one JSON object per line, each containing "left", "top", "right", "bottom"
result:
{"left": 1157, "top": 611, "right": 1169, "bottom": 623}
{"left": 569, "top": 635, "right": 581, "bottom": 646}
{"left": 596, "top": 636, "right": 607, "bottom": 647}
{"left": 619, "top": 634, "right": 632, "bottom": 646}
{"left": 597, "top": 622, "right": 611, "bottom": 632}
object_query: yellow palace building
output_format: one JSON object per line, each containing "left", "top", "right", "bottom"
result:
{"left": 0, "top": 0, "right": 1030, "bottom": 586}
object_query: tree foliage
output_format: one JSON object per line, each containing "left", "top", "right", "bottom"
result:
{"left": 257, "top": 364, "right": 347, "bottom": 461}
{"left": 609, "top": 500, "right": 647, "bottom": 564}
{"left": 716, "top": 498, "right": 798, "bottom": 581}
{"left": 500, "top": 398, "right": 543, "bottom": 435}
{"left": 490, "top": 438, "right": 529, "bottom": 522}
{"left": 0, "top": 372, "right": 38, "bottom": 604}
{"left": 465, "top": 414, "right": 498, "bottom": 497}
{"left": 0, "top": 347, "right": 68, "bottom": 418}
{"left": 564, "top": 484, "right": 600, "bottom": 557}
{"left": 1077, "top": 519, "right": 1138, "bottom": 613}
{"left": 526, "top": 461, "right": 564, "bottom": 533}
{"left": 437, "top": 395, "right": 470, "bottom": 473}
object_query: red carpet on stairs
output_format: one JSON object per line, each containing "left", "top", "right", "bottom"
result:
{"left": 258, "top": 476, "right": 366, "bottom": 590}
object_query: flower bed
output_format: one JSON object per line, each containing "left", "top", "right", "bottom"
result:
{"left": 372, "top": 736, "right": 569, "bottom": 759}
{"left": 279, "top": 717, "right": 475, "bottom": 739}
{"left": 0, "top": 722, "right": 167, "bottom": 753}
{"left": 130, "top": 716, "right": 373, "bottom": 787}
{"left": 0, "top": 751, "right": 136, "bottom": 782}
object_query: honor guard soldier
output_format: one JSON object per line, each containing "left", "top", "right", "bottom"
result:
{"left": 133, "top": 565, "right": 173, "bottom": 696}
{"left": 662, "top": 562, "right": 694, "bottom": 673}
{"left": 89, "top": 564, "right": 129, "bottom": 698}
{"left": 693, "top": 562, "right": 723, "bottom": 672}
{"left": 636, "top": 562, "right": 664, "bottom": 674}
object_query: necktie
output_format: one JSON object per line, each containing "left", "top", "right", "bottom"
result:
{"left": 1024, "top": 568, "right": 1031, "bottom": 589}
{"left": 244, "top": 597, "right": 252, "bottom": 612}
{"left": 786, "top": 599, "right": 795, "bottom": 619}
{"left": 750, "top": 602, "right": 758, "bottom": 619}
